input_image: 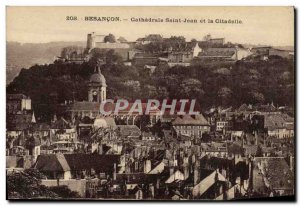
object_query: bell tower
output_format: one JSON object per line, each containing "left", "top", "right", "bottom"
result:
{"left": 88, "top": 60, "right": 107, "bottom": 103}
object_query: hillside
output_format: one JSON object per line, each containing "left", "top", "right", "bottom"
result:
{"left": 7, "top": 49, "right": 295, "bottom": 122}
{"left": 6, "top": 41, "right": 86, "bottom": 84}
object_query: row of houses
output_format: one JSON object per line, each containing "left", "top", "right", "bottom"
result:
{"left": 18, "top": 144, "right": 292, "bottom": 199}
{"left": 6, "top": 91, "right": 294, "bottom": 199}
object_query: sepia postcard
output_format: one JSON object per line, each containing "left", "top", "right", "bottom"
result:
{"left": 6, "top": 6, "right": 295, "bottom": 201}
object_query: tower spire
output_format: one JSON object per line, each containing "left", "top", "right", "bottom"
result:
{"left": 95, "top": 59, "right": 103, "bottom": 74}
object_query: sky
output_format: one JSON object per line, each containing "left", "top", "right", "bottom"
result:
{"left": 6, "top": 6, "right": 294, "bottom": 47}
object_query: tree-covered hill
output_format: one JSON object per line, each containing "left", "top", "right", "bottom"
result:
{"left": 7, "top": 50, "right": 294, "bottom": 121}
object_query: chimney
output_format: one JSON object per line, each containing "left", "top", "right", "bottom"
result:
{"left": 255, "top": 131, "right": 258, "bottom": 145}
{"left": 214, "top": 171, "right": 220, "bottom": 197}
{"left": 156, "top": 177, "right": 160, "bottom": 189}
{"left": 170, "top": 167, "right": 174, "bottom": 176}
{"left": 192, "top": 154, "right": 196, "bottom": 164}
{"left": 149, "top": 184, "right": 155, "bottom": 198}
{"left": 174, "top": 159, "right": 178, "bottom": 167}
{"left": 242, "top": 135, "right": 244, "bottom": 148}
{"left": 197, "top": 145, "right": 201, "bottom": 156}
{"left": 99, "top": 144, "right": 103, "bottom": 155}
{"left": 127, "top": 175, "right": 130, "bottom": 183}
{"left": 215, "top": 170, "right": 219, "bottom": 182}
{"left": 113, "top": 163, "right": 117, "bottom": 180}
{"left": 194, "top": 166, "right": 199, "bottom": 186}
{"left": 184, "top": 166, "right": 189, "bottom": 180}
{"left": 248, "top": 158, "right": 253, "bottom": 191}
{"left": 290, "top": 156, "right": 294, "bottom": 171}
{"left": 184, "top": 156, "right": 189, "bottom": 165}
{"left": 144, "top": 160, "right": 151, "bottom": 173}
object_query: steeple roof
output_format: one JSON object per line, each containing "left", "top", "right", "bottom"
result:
{"left": 89, "top": 63, "right": 107, "bottom": 87}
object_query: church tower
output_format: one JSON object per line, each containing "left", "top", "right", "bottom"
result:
{"left": 88, "top": 62, "right": 107, "bottom": 103}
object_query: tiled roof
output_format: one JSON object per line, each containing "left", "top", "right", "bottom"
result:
{"left": 145, "top": 34, "right": 163, "bottom": 41}
{"left": 213, "top": 68, "right": 231, "bottom": 75}
{"left": 134, "top": 53, "right": 157, "bottom": 58}
{"left": 193, "top": 170, "right": 226, "bottom": 197}
{"left": 70, "top": 101, "right": 160, "bottom": 114}
{"left": 244, "top": 145, "right": 258, "bottom": 156}
{"left": 238, "top": 104, "right": 250, "bottom": 112}
{"left": 7, "top": 122, "right": 30, "bottom": 131}
{"left": 136, "top": 37, "right": 145, "bottom": 41}
{"left": 64, "top": 154, "right": 120, "bottom": 173}
{"left": 286, "top": 123, "right": 294, "bottom": 130}
{"left": 80, "top": 116, "right": 94, "bottom": 124}
{"left": 103, "top": 117, "right": 117, "bottom": 129}
{"left": 261, "top": 147, "right": 274, "bottom": 154}
{"left": 179, "top": 134, "right": 192, "bottom": 141}
{"left": 94, "top": 116, "right": 117, "bottom": 129}
{"left": 282, "top": 114, "right": 294, "bottom": 122}
{"left": 32, "top": 123, "right": 50, "bottom": 131}
{"left": 56, "top": 153, "right": 71, "bottom": 171}
{"left": 7, "top": 113, "right": 34, "bottom": 130}
{"left": 199, "top": 48, "right": 236, "bottom": 57}
{"left": 7, "top": 94, "right": 27, "bottom": 100}
{"left": 117, "top": 125, "right": 141, "bottom": 137}
{"left": 227, "top": 143, "right": 244, "bottom": 155}
{"left": 172, "top": 114, "right": 209, "bottom": 126}
{"left": 201, "top": 142, "right": 227, "bottom": 152}
{"left": 69, "top": 101, "right": 101, "bottom": 111}
{"left": 34, "top": 154, "right": 70, "bottom": 172}
{"left": 115, "top": 173, "right": 158, "bottom": 184}
{"left": 264, "top": 114, "right": 287, "bottom": 130}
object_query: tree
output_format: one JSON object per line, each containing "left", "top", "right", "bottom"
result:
{"left": 190, "top": 38, "right": 198, "bottom": 47}
{"left": 157, "top": 86, "right": 169, "bottom": 100}
{"left": 256, "top": 145, "right": 263, "bottom": 157}
{"left": 249, "top": 91, "right": 265, "bottom": 104}
{"left": 136, "top": 114, "right": 150, "bottom": 131}
{"left": 217, "top": 87, "right": 232, "bottom": 106}
{"left": 201, "top": 132, "right": 211, "bottom": 142}
{"left": 7, "top": 169, "right": 58, "bottom": 199}
{"left": 48, "top": 185, "right": 80, "bottom": 198}
{"left": 7, "top": 49, "right": 295, "bottom": 115}
{"left": 117, "top": 36, "right": 127, "bottom": 43}
{"left": 88, "top": 49, "right": 122, "bottom": 66}
{"left": 164, "top": 36, "right": 186, "bottom": 50}
{"left": 152, "top": 119, "right": 164, "bottom": 138}
{"left": 25, "top": 136, "right": 36, "bottom": 155}
{"left": 179, "top": 78, "right": 204, "bottom": 99}
{"left": 104, "top": 33, "right": 116, "bottom": 43}
{"left": 142, "top": 84, "right": 157, "bottom": 98}
{"left": 7, "top": 169, "right": 81, "bottom": 199}
{"left": 105, "top": 49, "right": 123, "bottom": 64}
{"left": 203, "top": 34, "right": 212, "bottom": 41}
{"left": 60, "top": 46, "right": 85, "bottom": 58}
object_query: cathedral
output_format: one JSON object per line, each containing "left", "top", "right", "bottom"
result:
{"left": 68, "top": 62, "right": 161, "bottom": 125}
{"left": 69, "top": 63, "right": 107, "bottom": 119}
{"left": 88, "top": 64, "right": 107, "bottom": 103}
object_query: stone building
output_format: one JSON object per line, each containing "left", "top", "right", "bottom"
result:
{"left": 88, "top": 64, "right": 107, "bottom": 103}
{"left": 172, "top": 114, "right": 210, "bottom": 138}
{"left": 86, "top": 32, "right": 133, "bottom": 61}
{"left": 7, "top": 94, "right": 31, "bottom": 114}
{"left": 69, "top": 63, "right": 107, "bottom": 119}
